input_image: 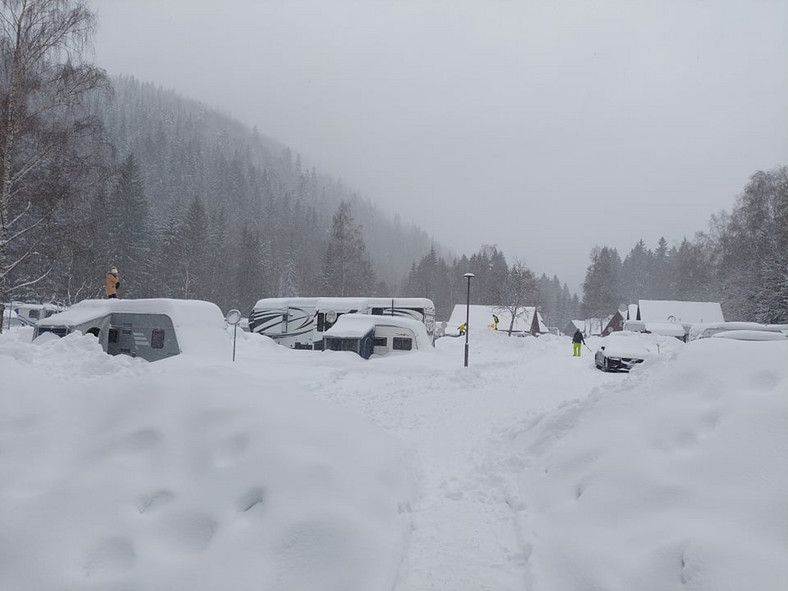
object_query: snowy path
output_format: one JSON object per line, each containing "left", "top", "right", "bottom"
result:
{"left": 311, "top": 333, "right": 620, "bottom": 590}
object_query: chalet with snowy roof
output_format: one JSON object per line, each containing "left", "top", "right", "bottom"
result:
{"left": 601, "top": 310, "right": 626, "bottom": 336}
{"left": 564, "top": 320, "right": 584, "bottom": 336}
{"left": 635, "top": 300, "right": 724, "bottom": 325}
{"left": 448, "top": 304, "right": 547, "bottom": 336}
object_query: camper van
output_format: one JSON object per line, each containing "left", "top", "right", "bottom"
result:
{"left": 33, "top": 299, "right": 227, "bottom": 362}
{"left": 323, "top": 314, "right": 431, "bottom": 359}
{"left": 9, "top": 302, "right": 65, "bottom": 327}
{"left": 249, "top": 297, "right": 436, "bottom": 350}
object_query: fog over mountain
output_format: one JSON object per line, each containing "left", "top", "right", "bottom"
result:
{"left": 91, "top": 0, "right": 788, "bottom": 291}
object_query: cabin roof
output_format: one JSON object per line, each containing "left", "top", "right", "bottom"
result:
{"left": 637, "top": 300, "right": 724, "bottom": 324}
{"left": 447, "top": 304, "right": 546, "bottom": 332}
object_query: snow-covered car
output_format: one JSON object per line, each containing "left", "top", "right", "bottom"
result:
{"left": 595, "top": 331, "right": 661, "bottom": 372}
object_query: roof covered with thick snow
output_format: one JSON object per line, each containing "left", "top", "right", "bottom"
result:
{"left": 447, "top": 304, "right": 547, "bottom": 333}
{"left": 638, "top": 300, "right": 724, "bottom": 324}
{"left": 323, "top": 315, "right": 377, "bottom": 338}
{"left": 36, "top": 299, "right": 229, "bottom": 357}
{"left": 325, "top": 314, "right": 432, "bottom": 349}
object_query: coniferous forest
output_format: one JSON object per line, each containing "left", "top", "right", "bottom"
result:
{"left": 580, "top": 167, "right": 788, "bottom": 324}
{"left": 1, "top": 0, "right": 784, "bottom": 327}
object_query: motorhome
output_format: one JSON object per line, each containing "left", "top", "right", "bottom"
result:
{"left": 9, "top": 302, "right": 65, "bottom": 327}
{"left": 33, "top": 299, "right": 228, "bottom": 362}
{"left": 249, "top": 297, "right": 436, "bottom": 350}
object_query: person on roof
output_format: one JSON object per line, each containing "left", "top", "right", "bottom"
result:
{"left": 458, "top": 322, "right": 466, "bottom": 336}
{"left": 572, "top": 328, "right": 585, "bottom": 356}
{"left": 106, "top": 266, "right": 120, "bottom": 299}
{"left": 492, "top": 314, "right": 499, "bottom": 330}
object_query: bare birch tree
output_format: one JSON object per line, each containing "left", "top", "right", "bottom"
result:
{"left": 497, "top": 259, "right": 537, "bottom": 336}
{"left": 0, "top": 0, "right": 107, "bottom": 330}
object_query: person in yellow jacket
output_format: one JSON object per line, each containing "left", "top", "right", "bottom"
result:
{"left": 106, "top": 266, "right": 120, "bottom": 298}
{"left": 458, "top": 322, "right": 466, "bottom": 336}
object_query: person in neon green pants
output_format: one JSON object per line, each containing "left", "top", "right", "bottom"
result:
{"left": 572, "top": 329, "right": 585, "bottom": 356}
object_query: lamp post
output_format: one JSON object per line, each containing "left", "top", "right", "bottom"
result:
{"left": 464, "top": 272, "right": 475, "bottom": 367}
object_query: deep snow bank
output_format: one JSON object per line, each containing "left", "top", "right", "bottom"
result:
{"left": 0, "top": 329, "right": 413, "bottom": 591}
{"left": 510, "top": 338, "right": 788, "bottom": 591}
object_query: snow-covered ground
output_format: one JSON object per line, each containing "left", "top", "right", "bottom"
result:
{"left": 1, "top": 324, "right": 786, "bottom": 590}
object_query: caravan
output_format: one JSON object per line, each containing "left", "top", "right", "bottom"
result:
{"left": 33, "top": 299, "right": 228, "bottom": 362}
{"left": 249, "top": 297, "right": 436, "bottom": 350}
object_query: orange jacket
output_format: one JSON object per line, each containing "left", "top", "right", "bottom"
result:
{"left": 106, "top": 272, "right": 119, "bottom": 296}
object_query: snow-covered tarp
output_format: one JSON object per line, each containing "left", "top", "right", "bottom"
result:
{"left": 638, "top": 300, "right": 724, "bottom": 324}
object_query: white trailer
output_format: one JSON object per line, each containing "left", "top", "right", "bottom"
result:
{"left": 249, "top": 297, "right": 436, "bottom": 349}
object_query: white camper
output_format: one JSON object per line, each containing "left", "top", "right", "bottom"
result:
{"left": 33, "top": 299, "right": 227, "bottom": 361}
{"left": 323, "top": 314, "right": 431, "bottom": 358}
{"left": 249, "top": 297, "right": 436, "bottom": 350}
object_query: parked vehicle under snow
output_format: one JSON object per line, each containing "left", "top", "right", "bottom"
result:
{"left": 33, "top": 299, "right": 228, "bottom": 362}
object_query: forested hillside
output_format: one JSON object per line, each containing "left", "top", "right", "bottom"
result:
{"left": 6, "top": 76, "right": 438, "bottom": 314}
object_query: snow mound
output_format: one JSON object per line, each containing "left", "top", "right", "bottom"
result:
{"left": 509, "top": 338, "right": 788, "bottom": 590}
{"left": 0, "top": 333, "right": 414, "bottom": 591}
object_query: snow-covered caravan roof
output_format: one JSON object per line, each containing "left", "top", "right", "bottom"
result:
{"left": 643, "top": 322, "right": 687, "bottom": 337}
{"left": 251, "top": 297, "right": 319, "bottom": 311}
{"left": 36, "top": 299, "right": 228, "bottom": 357}
{"left": 323, "top": 315, "right": 377, "bottom": 338}
{"left": 637, "top": 300, "right": 724, "bottom": 324}
{"left": 367, "top": 298, "right": 435, "bottom": 312}
{"left": 316, "top": 298, "right": 370, "bottom": 312}
{"left": 448, "top": 304, "right": 546, "bottom": 333}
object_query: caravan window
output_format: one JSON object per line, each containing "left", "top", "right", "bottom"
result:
{"left": 28, "top": 309, "right": 40, "bottom": 320}
{"left": 151, "top": 329, "right": 165, "bottom": 349}
{"left": 37, "top": 326, "right": 68, "bottom": 337}
{"left": 108, "top": 328, "right": 119, "bottom": 343}
{"left": 393, "top": 337, "right": 413, "bottom": 351}
{"left": 374, "top": 337, "right": 387, "bottom": 347}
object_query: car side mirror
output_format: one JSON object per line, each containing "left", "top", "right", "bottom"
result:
{"left": 600, "top": 346, "right": 605, "bottom": 351}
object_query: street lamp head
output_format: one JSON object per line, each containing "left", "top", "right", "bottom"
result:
{"left": 464, "top": 272, "right": 475, "bottom": 279}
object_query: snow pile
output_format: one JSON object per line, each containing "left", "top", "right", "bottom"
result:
{"left": 0, "top": 331, "right": 413, "bottom": 591}
{"left": 509, "top": 338, "right": 788, "bottom": 590}
{"left": 1, "top": 321, "right": 785, "bottom": 590}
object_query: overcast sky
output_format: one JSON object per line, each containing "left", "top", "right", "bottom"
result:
{"left": 92, "top": 0, "right": 788, "bottom": 291}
